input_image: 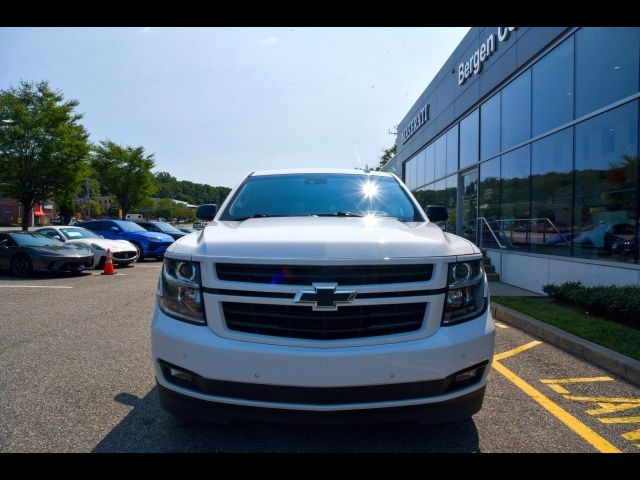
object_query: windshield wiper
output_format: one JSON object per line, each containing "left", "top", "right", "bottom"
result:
{"left": 228, "top": 214, "right": 285, "bottom": 221}
{"left": 312, "top": 211, "right": 364, "bottom": 217}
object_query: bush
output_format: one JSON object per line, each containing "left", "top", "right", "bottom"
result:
{"left": 542, "top": 282, "right": 640, "bottom": 324}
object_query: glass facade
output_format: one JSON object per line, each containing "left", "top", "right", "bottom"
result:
{"left": 402, "top": 27, "right": 640, "bottom": 265}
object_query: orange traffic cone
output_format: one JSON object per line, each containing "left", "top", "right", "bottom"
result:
{"left": 101, "top": 248, "right": 116, "bottom": 275}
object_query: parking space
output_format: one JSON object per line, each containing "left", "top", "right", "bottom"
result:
{"left": 1, "top": 264, "right": 639, "bottom": 452}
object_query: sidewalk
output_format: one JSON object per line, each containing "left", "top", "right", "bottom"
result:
{"left": 489, "top": 281, "right": 542, "bottom": 297}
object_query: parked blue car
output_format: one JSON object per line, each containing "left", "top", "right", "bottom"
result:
{"left": 78, "top": 220, "right": 174, "bottom": 262}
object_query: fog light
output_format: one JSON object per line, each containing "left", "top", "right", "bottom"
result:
{"left": 455, "top": 369, "right": 478, "bottom": 383}
{"left": 169, "top": 367, "right": 192, "bottom": 382}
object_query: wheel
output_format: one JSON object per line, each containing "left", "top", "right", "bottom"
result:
{"left": 132, "top": 242, "right": 144, "bottom": 262}
{"left": 10, "top": 253, "right": 33, "bottom": 277}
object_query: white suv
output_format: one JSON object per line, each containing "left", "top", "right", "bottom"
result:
{"left": 151, "top": 169, "right": 495, "bottom": 425}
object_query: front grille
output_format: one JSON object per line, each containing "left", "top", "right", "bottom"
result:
{"left": 222, "top": 302, "right": 426, "bottom": 340}
{"left": 113, "top": 251, "right": 136, "bottom": 260}
{"left": 216, "top": 263, "right": 433, "bottom": 285}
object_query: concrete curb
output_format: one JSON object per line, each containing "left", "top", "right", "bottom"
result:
{"left": 491, "top": 302, "right": 640, "bottom": 386}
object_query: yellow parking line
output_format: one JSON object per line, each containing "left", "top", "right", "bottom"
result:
{"left": 599, "top": 417, "right": 640, "bottom": 424}
{"left": 587, "top": 403, "right": 640, "bottom": 415}
{"left": 622, "top": 429, "right": 640, "bottom": 441}
{"left": 493, "top": 357, "right": 621, "bottom": 453}
{"left": 565, "top": 396, "right": 640, "bottom": 404}
{"left": 547, "top": 384, "right": 570, "bottom": 394}
{"left": 495, "top": 322, "right": 509, "bottom": 329}
{"left": 494, "top": 340, "right": 542, "bottom": 361}
{"left": 541, "top": 377, "right": 613, "bottom": 385}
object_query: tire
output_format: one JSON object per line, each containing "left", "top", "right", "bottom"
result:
{"left": 10, "top": 253, "right": 33, "bottom": 278}
{"left": 132, "top": 242, "right": 144, "bottom": 262}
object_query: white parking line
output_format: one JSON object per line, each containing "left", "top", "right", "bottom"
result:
{"left": 0, "top": 285, "right": 73, "bottom": 289}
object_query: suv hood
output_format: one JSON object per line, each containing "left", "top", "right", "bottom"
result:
{"left": 167, "top": 217, "right": 479, "bottom": 259}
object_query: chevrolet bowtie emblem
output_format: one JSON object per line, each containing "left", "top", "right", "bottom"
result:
{"left": 293, "top": 283, "right": 357, "bottom": 311}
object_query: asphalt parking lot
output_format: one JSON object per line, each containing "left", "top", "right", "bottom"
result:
{"left": 1, "top": 263, "right": 639, "bottom": 452}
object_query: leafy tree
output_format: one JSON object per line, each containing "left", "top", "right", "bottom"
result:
{"left": 0, "top": 80, "right": 91, "bottom": 230}
{"left": 376, "top": 143, "right": 397, "bottom": 171}
{"left": 91, "top": 140, "right": 157, "bottom": 217}
{"left": 153, "top": 171, "right": 231, "bottom": 206}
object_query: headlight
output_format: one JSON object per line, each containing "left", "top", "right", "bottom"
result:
{"left": 90, "top": 243, "right": 106, "bottom": 251}
{"left": 442, "top": 259, "right": 487, "bottom": 326}
{"left": 158, "top": 258, "right": 206, "bottom": 325}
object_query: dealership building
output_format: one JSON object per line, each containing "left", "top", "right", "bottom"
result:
{"left": 383, "top": 27, "right": 640, "bottom": 293}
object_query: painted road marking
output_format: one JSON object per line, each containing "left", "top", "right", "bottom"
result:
{"left": 587, "top": 403, "right": 640, "bottom": 415}
{"left": 622, "top": 429, "right": 640, "bottom": 441}
{"left": 599, "top": 416, "right": 640, "bottom": 424}
{"left": 493, "top": 340, "right": 621, "bottom": 453}
{"left": 540, "top": 377, "right": 614, "bottom": 395}
{"left": 495, "top": 322, "right": 509, "bottom": 329}
{"left": 493, "top": 340, "right": 541, "bottom": 361}
{"left": 0, "top": 285, "right": 73, "bottom": 289}
{"left": 565, "top": 396, "right": 640, "bottom": 404}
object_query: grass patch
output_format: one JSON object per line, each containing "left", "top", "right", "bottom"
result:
{"left": 492, "top": 296, "right": 640, "bottom": 362}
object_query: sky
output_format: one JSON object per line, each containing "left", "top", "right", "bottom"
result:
{"left": 1, "top": 27, "right": 470, "bottom": 189}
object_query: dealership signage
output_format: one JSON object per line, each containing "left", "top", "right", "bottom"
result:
{"left": 401, "top": 104, "right": 430, "bottom": 144}
{"left": 458, "top": 27, "right": 518, "bottom": 85}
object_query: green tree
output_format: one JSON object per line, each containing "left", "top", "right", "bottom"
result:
{"left": 0, "top": 80, "right": 91, "bottom": 230}
{"left": 376, "top": 143, "right": 397, "bottom": 171}
{"left": 91, "top": 140, "right": 157, "bottom": 217}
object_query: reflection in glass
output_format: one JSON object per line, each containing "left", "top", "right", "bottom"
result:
{"left": 531, "top": 128, "right": 573, "bottom": 256}
{"left": 500, "top": 145, "right": 531, "bottom": 250}
{"left": 481, "top": 93, "right": 501, "bottom": 161}
{"left": 501, "top": 70, "right": 531, "bottom": 150}
{"left": 460, "top": 170, "right": 478, "bottom": 242}
{"left": 445, "top": 174, "right": 458, "bottom": 234}
{"left": 479, "top": 157, "right": 501, "bottom": 249}
{"left": 573, "top": 102, "right": 638, "bottom": 263}
{"left": 446, "top": 126, "right": 459, "bottom": 176}
{"left": 532, "top": 37, "right": 574, "bottom": 137}
{"left": 425, "top": 143, "right": 435, "bottom": 185}
{"left": 460, "top": 109, "right": 479, "bottom": 169}
{"left": 576, "top": 27, "right": 640, "bottom": 118}
{"left": 435, "top": 135, "right": 447, "bottom": 180}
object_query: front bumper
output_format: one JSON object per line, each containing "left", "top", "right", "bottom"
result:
{"left": 33, "top": 254, "right": 94, "bottom": 272}
{"left": 151, "top": 304, "right": 495, "bottom": 417}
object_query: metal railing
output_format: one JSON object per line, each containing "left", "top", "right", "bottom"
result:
{"left": 476, "top": 217, "right": 570, "bottom": 250}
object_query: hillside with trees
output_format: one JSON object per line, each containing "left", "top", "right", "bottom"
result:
{"left": 154, "top": 172, "right": 231, "bottom": 207}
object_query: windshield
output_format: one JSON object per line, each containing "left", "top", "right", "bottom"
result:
{"left": 117, "top": 221, "right": 147, "bottom": 232}
{"left": 153, "top": 222, "right": 182, "bottom": 234}
{"left": 60, "top": 227, "right": 100, "bottom": 239}
{"left": 9, "top": 232, "right": 62, "bottom": 247}
{"left": 221, "top": 174, "right": 423, "bottom": 222}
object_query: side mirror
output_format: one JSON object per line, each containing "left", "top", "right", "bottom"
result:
{"left": 53, "top": 235, "right": 64, "bottom": 241}
{"left": 109, "top": 226, "right": 120, "bottom": 232}
{"left": 196, "top": 204, "right": 217, "bottom": 222}
{"left": 426, "top": 205, "right": 449, "bottom": 223}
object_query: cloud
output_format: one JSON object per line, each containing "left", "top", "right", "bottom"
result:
{"left": 142, "top": 27, "right": 154, "bottom": 33}
{"left": 258, "top": 36, "right": 278, "bottom": 46}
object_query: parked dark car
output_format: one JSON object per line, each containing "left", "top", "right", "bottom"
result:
{"left": 78, "top": 220, "right": 174, "bottom": 262}
{"left": 0, "top": 231, "right": 94, "bottom": 277}
{"left": 134, "top": 221, "right": 187, "bottom": 241}
{"left": 177, "top": 227, "right": 196, "bottom": 234}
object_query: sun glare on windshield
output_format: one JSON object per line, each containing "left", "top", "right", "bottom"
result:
{"left": 361, "top": 181, "right": 379, "bottom": 199}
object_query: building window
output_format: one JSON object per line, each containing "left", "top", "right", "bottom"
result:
{"left": 532, "top": 37, "right": 574, "bottom": 137}
{"left": 416, "top": 148, "right": 426, "bottom": 189}
{"left": 530, "top": 128, "right": 573, "bottom": 256}
{"left": 575, "top": 27, "right": 640, "bottom": 118}
{"left": 435, "top": 135, "right": 447, "bottom": 180}
{"left": 501, "top": 69, "right": 531, "bottom": 150}
{"left": 404, "top": 158, "right": 416, "bottom": 190}
{"left": 425, "top": 143, "right": 435, "bottom": 185}
{"left": 480, "top": 92, "right": 501, "bottom": 161}
{"left": 573, "top": 101, "right": 638, "bottom": 263}
{"left": 479, "top": 157, "right": 501, "bottom": 223}
{"left": 500, "top": 145, "right": 531, "bottom": 250}
{"left": 460, "top": 109, "right": 479, "bottom": 169}
{"left": 446, "top": 125, "right": 459, "bottom": 176}
{"left": 434, "top": 178, "right": 446, "bottom": 208}
{"left": 445, "top": 174, "right": 457, "bottom": 233}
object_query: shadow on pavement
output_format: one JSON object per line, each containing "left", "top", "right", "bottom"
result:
{"left": 94, "top": 387, "right": 480, "bottom": 453}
